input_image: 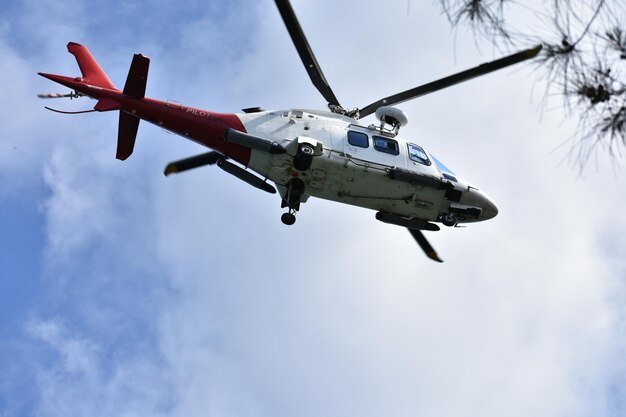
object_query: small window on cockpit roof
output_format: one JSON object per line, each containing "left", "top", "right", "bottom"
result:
{"left": 407, "top": 143, "right": 431, "bottom": 165}
{"left": 348, "top": 130, "right": 369, "bottom": 148}
{"left": 373, "top": 136, "right": 399, "bottom": 155}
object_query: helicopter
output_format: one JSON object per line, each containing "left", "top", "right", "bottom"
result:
{"left": 38, "top": 0, "right": 542, "bottom": 262}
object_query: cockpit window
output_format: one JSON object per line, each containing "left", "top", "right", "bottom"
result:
{"left": 347, "top": 130, "right": 369, "bottom": 148}
{"left": 407, "top": 143, "right": 431, "bottom": 165}
{"left": 373, "top": 136, "right": 399, "bottom": 155}
{"left": 430, "top": 154, "right": 458, "bottom": 182}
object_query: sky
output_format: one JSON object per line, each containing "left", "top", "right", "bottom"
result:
{"left": 1, "top": 0, "right": 625, "bottom": 416}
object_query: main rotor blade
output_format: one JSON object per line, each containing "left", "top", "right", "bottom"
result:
{"left": 164, "top": 151, "right": 223, "bottom": 176}
{"left": 408, "top": 228, "right": 443, "bottom": 263}
{"left": 275, "top": 0, "right": 342, "bottom": 111}
{"left": 358, "top": 44, "right": 543, "bottom": 119}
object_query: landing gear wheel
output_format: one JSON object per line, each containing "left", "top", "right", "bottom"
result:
{"left": 442, "top": 213, "right": 457, "bottom": 227}
{"left": 281, "top": 212, "right": 296, "bottom": 225}
{"left": 280, "top": 178, "right": 304, "bottom": 225}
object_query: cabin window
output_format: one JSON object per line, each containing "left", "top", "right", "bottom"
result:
{"left": 347, "top": 131, "right": 369, "bottom": 148}
{"left": 407, "top": 143, "right": 431, "bottom": 165}
{"left": 373, "top": 136, "right": 399, "bottom": 155}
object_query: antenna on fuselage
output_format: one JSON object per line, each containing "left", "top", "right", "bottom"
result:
{"left": 375, "top": 106, "right": 408, "bottom": 136}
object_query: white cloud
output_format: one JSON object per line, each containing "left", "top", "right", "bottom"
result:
{"left": 26, "top": 318, "right": 98, "bottom": 374}
{"left": 9, "top": 0, "right": 626, "bottom": 417}
{"left": 26, "top": 318, "right": 176, "bottom": 417}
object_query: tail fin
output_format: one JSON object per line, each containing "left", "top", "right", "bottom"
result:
{"left": 117, "top": 113, "right": 140, "bottom": 160}
{"left": 115, "top": 54, "right": 151, "bottom": 160}
{"left": 123, "top": 54, "right": 150, "bottom": 99}
{"left": 67, "top": 42, "right": 117, "bottom": 90}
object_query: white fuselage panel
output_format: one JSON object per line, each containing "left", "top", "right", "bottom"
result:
{"left": 238, "top": 109, "right": 490, "bottom": 223}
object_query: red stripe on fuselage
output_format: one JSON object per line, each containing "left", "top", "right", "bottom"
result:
{"left": 38, "top": 73, "right": 251, "bottom": 165}
{"left": 127, "top": 97, "right": 251, "bottom": 165}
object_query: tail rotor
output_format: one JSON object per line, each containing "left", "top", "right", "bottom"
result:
{"left": 37, "top": 91, "right": 84, "bottom": 99}
{"left": 37, "top": 90, "right": 93, "bottom": 114}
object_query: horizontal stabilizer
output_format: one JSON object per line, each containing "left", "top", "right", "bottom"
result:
{"left": 117, "top": 112, "right": 140, "bottom": 160}
{"left": 94, "top": 98, "right": 121, "bottom": 112}
{"left": 123, "top": 54, "right": 150, "bottom": 99}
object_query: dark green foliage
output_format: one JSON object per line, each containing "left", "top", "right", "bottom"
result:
{"left": 439, "top": 0, "right": 626, "bottom": 169}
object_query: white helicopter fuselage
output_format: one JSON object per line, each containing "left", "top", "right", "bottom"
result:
{"left": 239, "top": 108, "right": 498, "bottom": 225}
{"left": 39, "top": 0, "right": 541, "bottom": 261}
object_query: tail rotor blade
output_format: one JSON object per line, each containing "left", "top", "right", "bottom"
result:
{"left": 408, "top": 228, "right": 443, "bottom": 263}
{"left": 37, "top": 91, "right": 84, "bottom": 99}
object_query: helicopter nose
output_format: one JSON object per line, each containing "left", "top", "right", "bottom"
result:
{"left": 480, "top": 195, "right": 499, "bottom": 220}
